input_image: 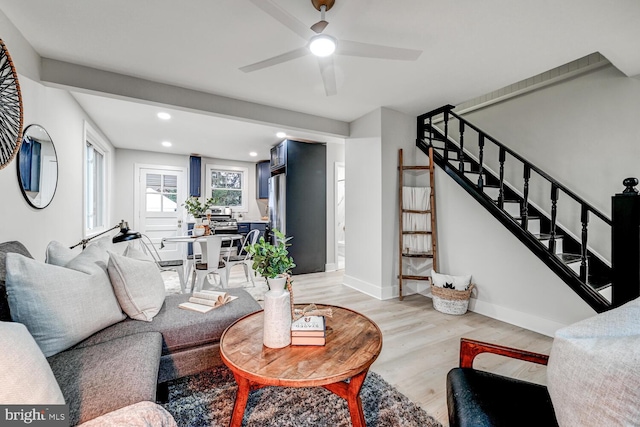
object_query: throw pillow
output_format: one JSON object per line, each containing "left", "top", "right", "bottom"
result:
{"left": 107, "top": 250, "right": 166, "bottom": 322}
{"left": 45, "top": 240, "right": 77, "bottom": 266}
{"left": 547, "top": 297, "right": 640, "bottom": 426}
{"left": 0, "top": 321, "right": 65, "bottom": 404}
{"left": 5, "top": 245, "right": 125, "bottom": 357}
{"left": 0, "top": 241, "right": 33, "bottom": 322}
{"left": 123, "top": 244, "right": 155, "bottom": 262}
{"left": 431, "top": 270, "right": 471, "bottom": 290}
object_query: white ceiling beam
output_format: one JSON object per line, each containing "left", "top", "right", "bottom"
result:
{"left": 40, "top": 58, "right": 350, "bottom": 138}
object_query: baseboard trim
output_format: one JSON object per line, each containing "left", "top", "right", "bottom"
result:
{"left": 343, "top": 275, "right": 382, "bottom": 300}
{"left": 467, "top": 297, "right": 567, "bottom": 337}
{"left": 325, "top": 263, "right": 337, "bottom": 272}
{"left": 381, "top": 281, "right": 432, "bottom": 300}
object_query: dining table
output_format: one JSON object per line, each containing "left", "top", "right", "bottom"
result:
{"left": 161, "top": 233, "right": 244, "bottom": 291}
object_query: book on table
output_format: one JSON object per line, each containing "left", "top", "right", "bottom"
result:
{"left": 178, "top": 290, "right": 237, "bottom": 313}
{"left": 290, "top": 335, "right": 326, "bottom": 346}
{"left": 291, "top": 315, "right": 326, "bottom": 346}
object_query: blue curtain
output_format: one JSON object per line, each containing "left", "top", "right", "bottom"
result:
{"left": 18, "top": 138, "right": 41, "bottom": 192}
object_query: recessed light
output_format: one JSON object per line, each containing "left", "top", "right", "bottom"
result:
{"left": 276, "top": 132, "right": 286, "bottom": 138}
{"left": 162, "top": 141, "right": 172, "bottom": 147}
{"left": 249, "top": 151, "right": 258, "bottom": 157}
{"left": 157, "top": 112, "right": 171, "bottom": 120}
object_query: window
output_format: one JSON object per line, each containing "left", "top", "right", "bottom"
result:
{"left": 205, "top": 164, "right": 248, "bottom": 212}
{"left": 84, "top": 123, "right": 109, "bottom": 235}
{"left": 145, "top": 173, "right": 178, "bottom": 213}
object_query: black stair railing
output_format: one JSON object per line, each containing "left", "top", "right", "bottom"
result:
{"left": 417, "top": 105, "right": 619, "bottom": 312}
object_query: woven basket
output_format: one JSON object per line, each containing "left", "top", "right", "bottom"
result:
{"left": 431, "top": 283, "right": 475, "bottom": 315}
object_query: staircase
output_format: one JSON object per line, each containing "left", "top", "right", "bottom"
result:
{"left": 417, "top": 105, "right": 619, "bottom": 313}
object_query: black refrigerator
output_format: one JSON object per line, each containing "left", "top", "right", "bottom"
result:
{"left": 268, "top": 139, "right": 326, "bottom": 274}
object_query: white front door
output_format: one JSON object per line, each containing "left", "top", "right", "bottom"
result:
{"left": 135, "top": 165, "right": 187, "bottom": 260}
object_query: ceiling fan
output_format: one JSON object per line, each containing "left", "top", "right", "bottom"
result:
{"left": 241, "top": 0, "right": 422, "bottom": 96}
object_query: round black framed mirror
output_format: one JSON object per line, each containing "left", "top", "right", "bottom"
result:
{"left": 17, "top": 124, "right": 58, "bottom": 209}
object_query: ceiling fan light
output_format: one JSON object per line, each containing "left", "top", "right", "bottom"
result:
{"left": 309, "top": 34, "right": 336, "bottom": 57}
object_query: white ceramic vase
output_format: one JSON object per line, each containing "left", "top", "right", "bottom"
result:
{"left": 263, "top": 281, "right": 291, "bottom": 348}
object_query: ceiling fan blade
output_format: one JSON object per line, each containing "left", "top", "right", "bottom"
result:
{"left": 310, "top": 20, "right": 329, "bottom": 34}
{"left": 240, "top": 47, "right": 310, "bottom": 73}
{"left": 248, "top": 0, "right": 312, "bottom": 40}
{"left": 337, "top": 40, "right": 422, "bottom": 61}
{"left": 317, "top": 56, "right": 337, "bottom": 96}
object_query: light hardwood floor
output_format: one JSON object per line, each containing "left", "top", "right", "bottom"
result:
{"left": 180, "top": 268, "right": 553, "bottom": 426}
{"left": 286, "top": 270, "right": 553, "bottom": 426}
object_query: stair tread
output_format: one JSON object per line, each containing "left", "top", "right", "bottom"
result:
{"left": 558, "top": 253, "right": 582, "bottom": 263}
{"left": 534, "top": 233, "right": 563, "bottom": 240}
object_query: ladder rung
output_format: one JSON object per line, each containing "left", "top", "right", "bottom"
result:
{"left": 401, "top": 252, "right": 433, "bottom": 258}
{"left": 400, "top": 275, "right": 432, "bottom": 281}
{"left": 401, "top": 166, "right": 430, "bottom": 171}
{"left": 402, "top": 209, "right": 431, "bottom": 214}
{"left": 402, "top": 231, "right": 432, "bottom": 235}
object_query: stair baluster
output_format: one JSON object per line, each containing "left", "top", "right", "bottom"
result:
{"left": 444, "top": 110, "right": 450, "bottom": 163}
{"left": 459, "top": 121, "right": 465, "bottom": 173}
{"left": 498, "top": 147, "right": 505, "bottom": 210}
{"left": 580, "top": 205, "right": 589, "bottom": 282}
{"left": 477, "top": 134, "right": 485, "bottom": 190}
{"left": 521, "top": 165, "right": 531, "bottom": 230}
{"left": 549, "top": 184, "right": 559, "bottom": 254}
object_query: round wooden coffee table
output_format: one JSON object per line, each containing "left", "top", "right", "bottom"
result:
{"left": 220, "top": 304, "right": 383, "bottom": 427}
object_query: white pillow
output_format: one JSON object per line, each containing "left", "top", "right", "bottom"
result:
{"left": 107, "top": 250, "right": 166, "bottom": 322}
{"left": 547, "top": 297, "right": 640, "bottom": 426}
{"left": 0, "top": 321, "right": 65, "bottom": 404}
{"left": 6, "top": 245, "right": 125, "bottom": 356}
{"left": 45, "top": 240, "right": 77, "bottom": 266}
{"left": 431, "top": 269, "right": 471, "bottom": 290}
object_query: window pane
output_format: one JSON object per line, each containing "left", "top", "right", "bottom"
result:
{"left": 146, "top": 173, "right": 161, "bottom": 193}
{"left": 164, "top": 174, "right": 177, "bottom": 194}
{"left": 211, "top": 189, "right": 242, "bottom": 206}
{"left": 146, "top": 194, "right": 162, "bottom": 212}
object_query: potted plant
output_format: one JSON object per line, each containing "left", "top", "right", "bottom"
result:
{"left": 182, "top": 196, "right": 214, "bottom": 219}
{"left": 247, "top": 228, "right": 296, "bottom": 291}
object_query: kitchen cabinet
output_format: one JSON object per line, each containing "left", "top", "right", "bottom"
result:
{"left": 256, "top": 160, "right": 270, "bottom": 199}
{"left": 270, "top": 142, "right": 286, "bottom": 172}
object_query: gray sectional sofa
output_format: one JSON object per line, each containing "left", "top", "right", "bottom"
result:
{"left": 0, "top": 240, "right": 261, "bottom": 426}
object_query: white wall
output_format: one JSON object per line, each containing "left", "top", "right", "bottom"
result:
{"left": 0, "top": 75, "right": 115, "bottom": 260}
{"left": 460, "top": 64, "right": 640, "bottom": 261}
{"left": 345, "top": 109, "right": 383, "bottom": 296}
{"left": 436, "top": 167, "right": 595, "bottom": 336}
{"left": 344, "top": 107, "right": 416, "bottom": 299}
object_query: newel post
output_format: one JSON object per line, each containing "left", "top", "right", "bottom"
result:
{"left": 612, "top": 177, "right": 640, "bottom": 307}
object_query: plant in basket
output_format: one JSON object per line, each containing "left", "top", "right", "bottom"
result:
{"left": 247, "top": 229, "right": 295, "bottom": 290}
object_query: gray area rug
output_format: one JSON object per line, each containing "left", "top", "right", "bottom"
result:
{"left": 162, "top": 365, "right": 442, "bottom": 427}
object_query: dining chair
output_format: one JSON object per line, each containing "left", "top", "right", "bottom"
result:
{"left": 138, "top": 234, "right": 188, "bottom": 293}
{"left": 222, "top": 229, "right": 261, "bottom": 287}
{"left": 193, "top": 235, "right": 227, "bottom": 292}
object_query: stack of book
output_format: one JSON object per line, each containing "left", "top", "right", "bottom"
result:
{"left": 178, "top": 290, "right": 237, "bottom": 313}
{"left": 291, "top": 315, "right": 326, "bottom": 346}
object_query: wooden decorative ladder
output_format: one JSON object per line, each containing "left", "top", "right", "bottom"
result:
{"left": 397, "top": 147, "right": 438, "bottom": 301}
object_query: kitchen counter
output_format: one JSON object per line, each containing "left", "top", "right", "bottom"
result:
{"left": 237, "top": 219, "right": 269, "bottom": 224}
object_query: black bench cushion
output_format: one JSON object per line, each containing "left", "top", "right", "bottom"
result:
{"left": 447, "top": 367, "right": 558, "bottom": 427}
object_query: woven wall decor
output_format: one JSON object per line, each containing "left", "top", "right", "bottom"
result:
{"left": 0, "top": 39, "right": 24, "bottom": 170}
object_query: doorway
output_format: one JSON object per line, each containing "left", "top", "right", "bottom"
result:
{"left": 335, "top": 162, "right": 345, "bottom": 270}
{"left": 134, "top": 164, "right": 187, "bottom": 260}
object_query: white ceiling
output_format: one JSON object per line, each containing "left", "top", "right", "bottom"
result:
{"left": 1, "top": 0, "right": 639, "bottom": 160}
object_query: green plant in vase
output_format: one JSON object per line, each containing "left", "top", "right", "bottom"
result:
{"left": 247, "top": 229, "right": 295, "bottom": 290}
{"left": 182, "top": 196, "right": 214, "bottom": 218}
